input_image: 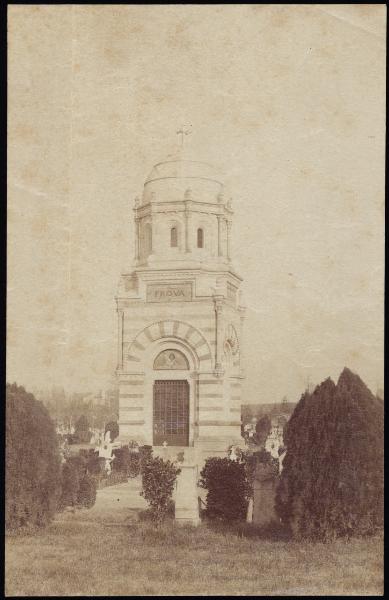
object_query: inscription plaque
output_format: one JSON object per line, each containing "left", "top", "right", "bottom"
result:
{"left": 147, "top": 282, "right": 192, "bottom": 302}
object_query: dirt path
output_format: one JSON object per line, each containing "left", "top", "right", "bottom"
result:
{"left": 62, "top": 476, "right": 148, "bottom": 526}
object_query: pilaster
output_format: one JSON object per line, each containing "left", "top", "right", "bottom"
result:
{"left": 217, "top": 215, "right": 223, "bottom": 257}
{"left": 226, "top": 220, "right": 231, "bottom": 261}
{"left": 116, "top": 309, "right": 124, "bottom": 371}
{"left": 238, "top": 304, "right": 246, "bottom": 377}
{"left": 214, "top": 295, "right": 224, "bottom": 374}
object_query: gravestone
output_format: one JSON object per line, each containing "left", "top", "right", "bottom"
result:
{"left": 252, "top": 461, "right": 278, "bottom": 526}
{"left": 174, "top": 452, "right": 200, "bottom": 526}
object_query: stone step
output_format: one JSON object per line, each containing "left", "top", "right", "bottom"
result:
{"left": 153, "top": 446, "right": 198, "bottom": 463}
{"left": 153, "top": 445, "right": 188, "bottom": 454}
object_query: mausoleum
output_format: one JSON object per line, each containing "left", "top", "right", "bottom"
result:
{"left": 115, "top": 144, "right": 245, "bottom": 460}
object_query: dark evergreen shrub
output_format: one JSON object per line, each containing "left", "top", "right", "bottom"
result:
{"left": 139, "top": 499, "right": 175, "bottom": 522}
{"left": 77, "top": 474, "right": 97, "bottom": 508}
{"left": 255, "top": 415, "right": 271, "bottom": 447}
{"left": 139, "top": 445, "right": 153, "bottom": 473}
{"left": 276, "top": 368, "right": 384, "bottom": 541}
{"left": 242, "top": 448, "right": 278, "bottom": 500}
{"left": 6, "top": 383, "right": 62, "bottom": 530}
{"left": 199, "top": 457, "right": 250, "bottom": 522}
{"left": 58, "top": 457, "right": 83, "bottom": 510}
{"left": 84, "top": 449, "right": 100, "bottom": 475}
{"left": 77, "top": 430, "right": 93, "bottom": 444}
{"left": 140, "top": 456, "right": 181, "bottom": 524}
{"left": 97, "top": 470, "right": 127, "bottom": 488}
{"left": 112, "top": 445, "right": 130, "bottom": 473}
{"left": 105, "top": 421, "right": 119, "bottom": 442}
{"left": 74, "top": 415, "right": 91, "bottom": 443}
{"left": 58, "top": 453, "right": 96, "bottom": 510}
{"left": 78, "top": 448, "right": 89, "bottom": 460}
{"left": 111, "top": 445, "right": 140, "bottom": 476}
{"left": 127, "top": 451, "right": 141, "bottom": 477}
{"left": 98, "top": 456, "right": 106, "bottom": 474}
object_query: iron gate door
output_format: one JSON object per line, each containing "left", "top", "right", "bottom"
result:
{"left": 153, "top": 380, "right": 189, "bottom": 446}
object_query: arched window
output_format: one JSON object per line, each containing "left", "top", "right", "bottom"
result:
{"left": 170, "top": 226, "right": 178, "bottom": 247}
{"left": 223, "top": 341, "right": 233, "bottom": 369}
{"left": 197, "top": 228, "right": 204, "bottom": 248}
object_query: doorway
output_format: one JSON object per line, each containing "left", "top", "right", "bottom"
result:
{"left": 153, "top": 380, "right": 189, "bottom": 446}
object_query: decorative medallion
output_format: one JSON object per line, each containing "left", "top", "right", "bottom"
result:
{"left": 154, "top": 349, "right": 189, "bottom": 370}
{"left": 225, "top": 324, "right": 239, "bottom": 355}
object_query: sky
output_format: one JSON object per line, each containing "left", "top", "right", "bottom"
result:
{"left": 8, "top": 5, "right": 385, "bottom": 403}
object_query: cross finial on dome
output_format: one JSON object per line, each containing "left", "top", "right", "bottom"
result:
{"left": 176, "top": 124, "right": 192, "bottom": 148}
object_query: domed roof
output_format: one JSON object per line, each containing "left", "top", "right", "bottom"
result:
{"left": 145, "top": 158, "right": 223, "bottom": 186}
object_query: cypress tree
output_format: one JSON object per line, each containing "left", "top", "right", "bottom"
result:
{"left": 6, "top": 383, "right": 62, "bottom": 530}
{"left": 255, "top": 415, "right": 271, "bottom": 447}
{"left": 104, "top": 420, "right": 119, "bottom": 442}
{"left": 276, "top": 368, "right": 383, "bottom": 540}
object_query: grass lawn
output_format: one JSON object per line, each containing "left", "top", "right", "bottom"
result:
{"left": 5, "top": 512, "right": 383, "bottom": 596}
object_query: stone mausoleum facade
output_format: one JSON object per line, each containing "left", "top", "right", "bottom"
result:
{"left": 115, "top": 150, "right": 245, "bottom": 459}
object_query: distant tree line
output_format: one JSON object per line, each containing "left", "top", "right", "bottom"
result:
{"left": 35, "top": 386, "right": 119, "bottom": 431}
{"left": 241, "top": 400, "right": 296, "bottom": 426}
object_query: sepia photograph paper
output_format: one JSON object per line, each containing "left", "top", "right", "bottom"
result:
{"left": 6, "top": 4, "right": 385, "bottom": 596}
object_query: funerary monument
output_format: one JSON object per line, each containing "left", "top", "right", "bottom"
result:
{"left": 116, "top": 135, "right": 245, "bottom": 461}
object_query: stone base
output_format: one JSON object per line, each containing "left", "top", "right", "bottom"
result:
{"left": 153, "top": 445, "right": 197, "bottom": 462}
{"left": 194, "top": 436, "right": 245, "bottom": 468}
{"left": 253, "top": 472, "right": 278, "bottom": 527}
{"left": 117, "top": 434, "right": 147, "bottom": 446}
{"left": 174, "top": 463, "right": 200, "bottom": 527}
{"left": 150, "top": 439, "right": 244, "bottom": 466}
{"left": 175, "top": 509, "right": 200, "bottom": 527}
{"left": 116, "top": 437, "right": 245, "bottom": 470}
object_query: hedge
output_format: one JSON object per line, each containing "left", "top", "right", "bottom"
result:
{"left": 6, "top": 383, "right": 62, "bottom": 530}
{"left": 140, "top": 454, "right": 180, "bottom": 524}
{"left": 276, "top": 368, "right": 384, "bottom": 541}
{"left": 58, "top": 454, "right": 97, "bottom": 511}
{"left": 199, "top": 457, "right": 250, "bottom": 522}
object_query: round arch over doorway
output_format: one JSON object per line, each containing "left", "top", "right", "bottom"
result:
{"left": 124, "top": 319, "right": 213, "bottom": 372}
{"left": 144, "top": 338, "right": 197, "bottom": 447}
